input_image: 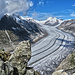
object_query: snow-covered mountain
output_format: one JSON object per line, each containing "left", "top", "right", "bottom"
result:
{"left": 44, "top": 17, "right": 63, "bottom": 25}
{"left": 24, "top": 17, "right": 63, "bottom": 25}
{"left": 21, "top": 16, "right": 40, "bottom": 24}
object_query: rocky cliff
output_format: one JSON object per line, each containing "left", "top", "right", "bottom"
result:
{"left": 0, "top": 40, "right": 41, "bottom": 75}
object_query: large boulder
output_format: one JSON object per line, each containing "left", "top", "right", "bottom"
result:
{"left": 9, "top": 40, "right": 31, "bottom": 75}
{"left": 0, "top": 40, "right": 40, "bottom": 75}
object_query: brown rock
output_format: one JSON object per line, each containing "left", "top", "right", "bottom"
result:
{"left": 0, "top": 51, "right": 11, "bottom": 62}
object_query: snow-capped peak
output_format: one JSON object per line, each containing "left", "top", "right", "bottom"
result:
{"left": 46, "top": 17, "right": 57, "bottom": 24}
{"left": 13, "top": 15, "right": 63, "bottom": 26}
{"left": 25, "top": 16, "right": 33, "bottom": 20}
{"left": 47, "top": 17, "right": 55, "bottom": 20}
{"left": 43, "top": 17, "right": 63, "bottom": 25}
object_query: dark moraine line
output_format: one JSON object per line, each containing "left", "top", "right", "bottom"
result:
{"left": 32, "top": 34, "right": 60, "bottom": 57}
{"left": 28, "top": 32, "right": 65, "bottom": 66}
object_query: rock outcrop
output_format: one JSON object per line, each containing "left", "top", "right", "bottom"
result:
{"left": 52, "top": 50, "right": 75, "bottom": 75}
{"left": 52, "top": 69, "right": 75, "bottom": 75}
{"left": 0, "top": 41, "right": 41, "bottom": 75}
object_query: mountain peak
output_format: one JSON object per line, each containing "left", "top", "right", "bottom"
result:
{"left": 43, "top": 17, "right": 63, "bottom": 25}
{"left": 47, "top": 17, "right": 57, "bottom": 20}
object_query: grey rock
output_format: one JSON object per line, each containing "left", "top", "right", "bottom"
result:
{"left": 52, "top": 70, "right": 68, "bottom": 75}
{"left": 9, "top": 40, "right": 31, "bottom": 75}
{"left": 0, "top": 40, "right": 40, "bottom": 75}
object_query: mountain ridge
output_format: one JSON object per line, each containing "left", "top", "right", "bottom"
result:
{"left": 24, "top": 16, "right": 63, "bottom": 25}
{"left": 58, "top": 19, "right": 75, "bottom": 36}
{"left": 0, "top": 15, "right": 44, "bottom": 51}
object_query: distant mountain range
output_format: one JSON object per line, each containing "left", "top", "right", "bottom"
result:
{"left": 58, "top": 19, "right": 75, "bottom": 36}
{"left": 25, "top": 17, "right": 63, "bottom": 25}
{"left": 25, "top": 16, "right": 75, "bottom": 36}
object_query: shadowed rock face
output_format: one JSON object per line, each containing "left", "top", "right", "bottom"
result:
{"left": 0, "top": 41, "right": 40, "bottom": 75}
{"left": 0, "top": 15, "right": 43, "bottom": 51}
{"left": 0, "top": 15, "right": 42, "bottom": 41}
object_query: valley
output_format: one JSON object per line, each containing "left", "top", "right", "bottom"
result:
{"left": 28, "top": 25, "right": 75, "bottom": 75}
{"left": 0, "top": 0, "right": 75, "bottom": 75}
{"left": 0, "top": 15, "right": 75, "bottom": 75}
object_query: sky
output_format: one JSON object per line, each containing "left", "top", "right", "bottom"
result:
{"left": 0, "top": 0, "right": 33, "bottom": 19}
{"left": 26, "top": 0, "right": 75, "bottom": 20}
{"left": 0, "top": 0, "right": 75, "bottom": 20}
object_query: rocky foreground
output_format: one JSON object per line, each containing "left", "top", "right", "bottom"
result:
{"left": 0, "top": 40, "right": 40, "bottom": 75}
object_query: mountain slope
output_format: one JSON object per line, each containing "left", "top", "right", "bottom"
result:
{"left": 0, "top": 15, "right": 44, "bottom": 51}
{"left": 58, "top": 19, "right": 75, "bottom": 36}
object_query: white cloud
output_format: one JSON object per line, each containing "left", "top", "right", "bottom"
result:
{"left": 31, "top": 12, "right": 53, "bottom": 20}
{"left": 0, "top": 0, "right": 7, "bottom": 19}
{"left": 39, "top": 1, "right": 42, "bottom": 5}
{"left": 37, "top": 1, "right": 44, "bottom": 6}
{"left": 30, "top": 12, "right": 69, "bottom": 20}
{"left": 72, "top": 4, "right": 75, "bottom": 6}
{"left": 0, "top": 0, "right": 33, "bottom": 19}
{"left": 32, "top": 12, "right": 38, "bottom": 17}
{"left": 70, "top": 13, "right": 75, "bottom": 17}
{"left": 30, "top": 1, "right": 33, "bottom": 7}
